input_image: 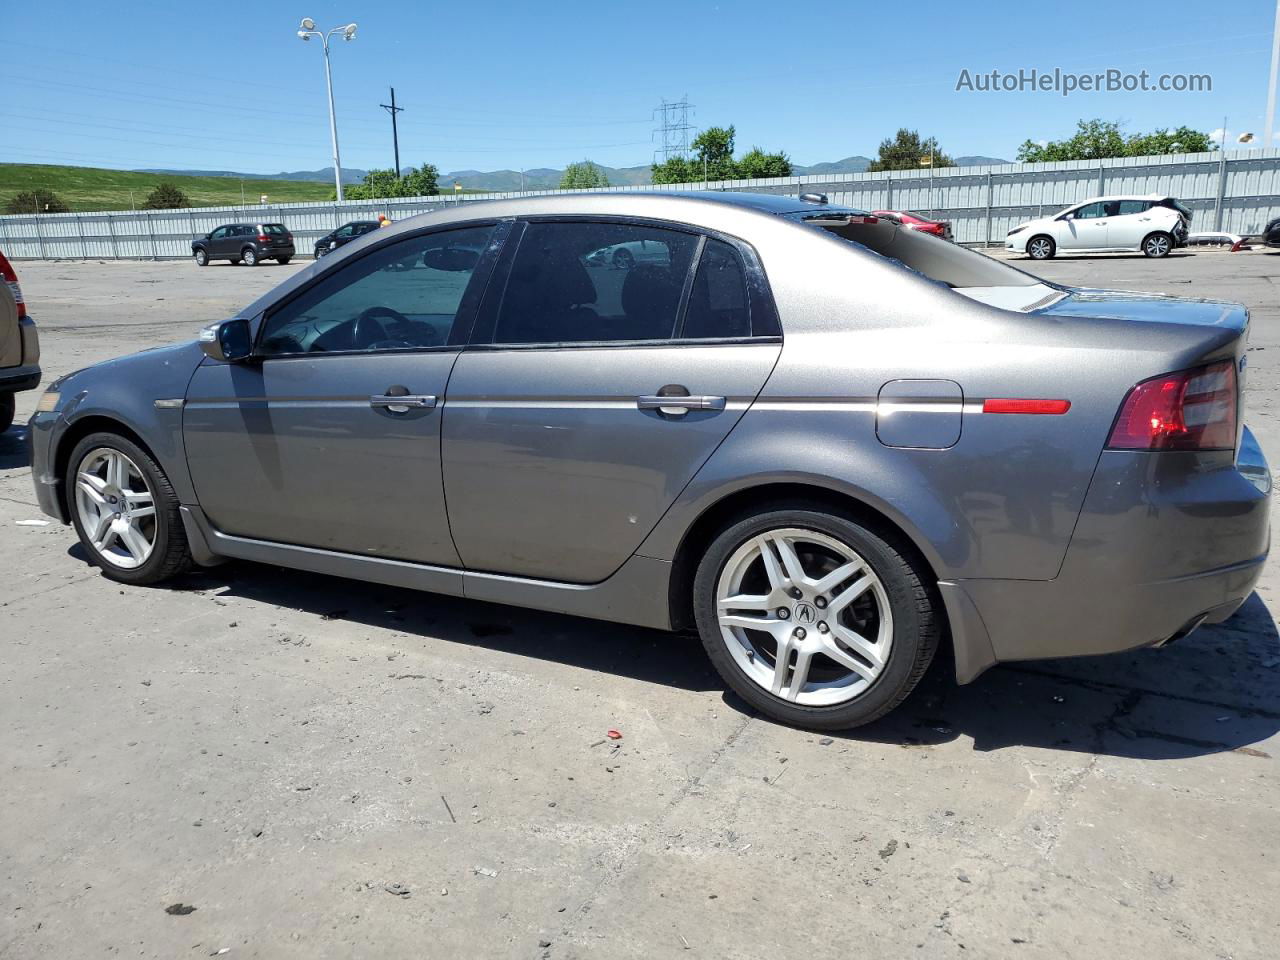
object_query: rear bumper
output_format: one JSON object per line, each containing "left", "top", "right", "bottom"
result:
{"left": 947, "top": 427, "right": 1271, "bottom": 680}
{"left": 266, "top": 245, "right": 295, "bottom": 257}
{"left": 0, "top": 363, "right": 40, "bottom": 393}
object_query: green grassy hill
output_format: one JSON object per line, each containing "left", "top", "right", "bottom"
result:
{"left": 0, "top": 164, "right": 334, "bottom": 213}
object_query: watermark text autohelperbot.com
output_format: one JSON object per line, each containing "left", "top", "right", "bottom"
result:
{"left": 956, "top": 68, "right": 1211, "bottom": 96}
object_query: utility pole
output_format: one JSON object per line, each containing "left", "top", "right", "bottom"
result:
{"left": 652, "top": 96, "right": 694, "bottom": 165}
{"left": 380, "top": 86, "right": 405, "bottom": 177}
{"left": 1268, "top": 0, "right": 1280, "bottom": 146}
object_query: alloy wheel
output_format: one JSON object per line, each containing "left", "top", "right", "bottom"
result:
{"left": 715, "top": 528, "right": 893, "bottom": 706}
{"left": 1145, "top": 235, "right": 1170, "bottom": 257}
{"left": 1028, "top": 238, "right": 1052, "bottom": 259}
{"left": 74, "top": 447, "right": 157, "bottom": 570}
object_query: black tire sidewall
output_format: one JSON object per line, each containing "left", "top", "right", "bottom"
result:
{"left": 693, "top": 507, "right": 934, "bottom": 730}
{"left": 0, "top": 393, "right": 15, "bottom": 433}
{"left": 66, "top": 432, "right": 183, "bottom": 585}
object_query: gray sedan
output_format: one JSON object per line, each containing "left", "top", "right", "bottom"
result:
{"left": 27, "top": 192, "right": 1270, "bottom": 730}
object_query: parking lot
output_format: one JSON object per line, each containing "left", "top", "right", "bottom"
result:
{"left": 2, "top": 248, "right": 1279, "bottom": 959}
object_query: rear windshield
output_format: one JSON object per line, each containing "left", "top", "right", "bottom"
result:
{"left": 261, "top": 224, "right": 288, "bottom": 235}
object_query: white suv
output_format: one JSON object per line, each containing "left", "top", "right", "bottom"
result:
{"left": 1006, "top": 195, "right": 1190, "bottom": 260}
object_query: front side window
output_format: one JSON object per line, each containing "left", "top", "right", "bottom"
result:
{"left": 1073, "top": 203, "right": 1105, "bottom": 219}
{"left": 492, "top": 221, "right": 699, "bottom": 344}
{"left": 211, "top": 226, "right": 229, "bottom": 240}
{"left": 682, "top": 239, "right": 750, "bottom": 339}
{"left": 334, "top": 225, "right": 354, "bottom": 239}
{"left": 258, "top": 224, "right": 495, "bottom": 356}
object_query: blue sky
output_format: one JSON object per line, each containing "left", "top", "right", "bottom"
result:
{"left": 1, "top": 1, "right": 1276, "bottom": 175}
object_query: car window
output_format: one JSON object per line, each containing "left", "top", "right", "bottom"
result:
{"left": 211, "top": 227, "right": 228, "bottom": 240}
{"left": 1073, "top": 203, "right": 1105, "bottom": 219}
{"left": 335, "top": 225, "right": 353, "bottom": 239}
{"left": 682, "top": 239, "right": 751, "bottom": 339}
{"left": 235, "top": 226, "right": 252, "bottom": 237}
{"left": 492, "top": 221, "right": 699, "bottom": 344}
{"left": 258, "top": 224, "right": 495, "bottom": 356}
{"left": 1117, "top": 200, "right": 1148, "bottom": 215}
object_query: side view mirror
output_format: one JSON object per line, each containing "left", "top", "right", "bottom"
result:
{"left": 199, "top": 318, "right": 253, "bottom": 363}
{"left": 1061, "top": 213, "right": 1074, "bottom": 221}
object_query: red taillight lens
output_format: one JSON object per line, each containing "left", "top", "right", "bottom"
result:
{"left": 257, "top": 234, "right": 270, "bottom": 244}
{"left": 0, "top": 250, "right": 25, "bottom": 319}
{"left": 1107, "top": 361, "right": 1237, "bottom": 451}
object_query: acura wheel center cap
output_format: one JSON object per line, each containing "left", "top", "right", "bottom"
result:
{"left": 793, "top": 601, "right": 816, "bottom": 624}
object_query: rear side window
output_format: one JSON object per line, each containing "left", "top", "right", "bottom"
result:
{"left": 1117, "top": 200, "right": 1149, "bottom": 215}
{"left": 682, "top": 239, "right": 750, "bottom": 339}
{"left": 492, "top": 222, "right": 699, "bottom": 344}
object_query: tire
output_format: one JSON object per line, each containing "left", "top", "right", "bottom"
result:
{"left": 1026, "top": 235, "right": 1055, "bottom": 260}
{"left": 1142, "top": 231, "right": 1173, "bottom": 258}
{"left": 277, "top": 256, "right": 292, "bottom": 265}
{"left": 66, "top": 431, "right": 193, "bottom": 586}
{"left": 613, "top": 248, "right": 635, "bottom": 270}
{"left": 0, "top": 393, "right": 14, "bottom": 433}
{"left": 693, "top": 505, "right": 938, "bottom": 730}
{"left": 193, "top": 248, "right": 208, "bottom": 267}
{"left": 241, "top": 246, "right": 259, "bottom": 266}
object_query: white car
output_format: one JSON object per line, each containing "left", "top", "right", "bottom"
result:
{"left": 584, "top": 239, "right": 671, "bottom": 269}
{"left": 1006, "top": 195, "right": 1191, "bottom": 260}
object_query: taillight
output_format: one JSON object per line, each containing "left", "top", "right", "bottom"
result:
{"left": 257, "top": 234, "right": 270, "bottom": 244}
{"left": 1107, "top": 361, "right": 1237, "bottom": 451}
{"left": 0, "top": 249, "right": 25, "bottom": 319}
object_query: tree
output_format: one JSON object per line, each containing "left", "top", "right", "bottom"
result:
{"left": 343, "top": 162, "right": 440, "bottom": 200}
{"left": 560, "top": 160, "right": 610, "bottom": 189}
{"left": 142, "top": 182, "right": 191, "bottom": 209}
{"left": 1016, "top": 119, "right": 1216, "bottom": 162}
{"left": 867, "top": 129, "right": 953, "bottom": 172}
{"left": 6, "top": 189, "right": 69, "bottom": 215}
{"left": 651, "top": 125, "right": 792, "bottom": 183}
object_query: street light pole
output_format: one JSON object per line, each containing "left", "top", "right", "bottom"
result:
{"left": 298, "top": 18, "right": 358, "bottom": 201}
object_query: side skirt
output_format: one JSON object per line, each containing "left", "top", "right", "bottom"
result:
{"left": 179, "top": 505, "right": 674, "bottom": 631}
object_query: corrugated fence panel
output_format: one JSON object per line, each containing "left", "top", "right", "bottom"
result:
{"left": 4, "top": 148, "right": 1280, "bottom": 258}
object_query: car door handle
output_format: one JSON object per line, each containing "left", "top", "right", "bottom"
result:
{"left": 637, "top": 394, "right": 726, "bottom": 411}
{"left": 370, "top": 394, "right": 437, "bottom": 410}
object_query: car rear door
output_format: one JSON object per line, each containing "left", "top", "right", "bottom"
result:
{"left": 442, "top": 219, "right": 780, "bottom": 583}
{"left": 1108, "top": 200, "right": 1150, "bottom": 249}
{"left": 183, "top": 223, "right": 503, "bottom": 564}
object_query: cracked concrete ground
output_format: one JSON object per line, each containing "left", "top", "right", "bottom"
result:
{"left": 1, "top": 249, "right": 1278, "bottom": 959}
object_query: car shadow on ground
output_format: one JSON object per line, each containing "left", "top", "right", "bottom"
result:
{"left": 0, "top": 425, "right": 31, "bottom": 469}
{"left": 105, "top": 556, "right": 1280, "bottom": 762}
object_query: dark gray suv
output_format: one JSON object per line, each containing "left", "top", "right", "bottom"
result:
{"left": 192, "top": 223, "right": 295, "bottom": 266}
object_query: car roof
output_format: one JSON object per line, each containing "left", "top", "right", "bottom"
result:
{"left": 1071, "top": 194, "right": 1170, "bottom": 204}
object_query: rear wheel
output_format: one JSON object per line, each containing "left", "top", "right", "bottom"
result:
{"left": 241, "top": 246, "right": 259, "bottom": 266}
{"left": 693, "top": 506, "right": 938, "bottom": 730}
{"left": 1143, "top": 231, "right": 1173, "bottom": 258}
{"left": 0, "top": 394, "right": 14, "bottom": 433}
{"left": 1027, "top": 235, "right": 1055, "bottom": 260}
{"left": 67, "top": 432, "right": 192, "bottom": 585}
{"left": 193, "top": 248, "right": 208, "bottom": 267}
{"left": 277, "top": 256, "right": 292, "bottom": 265}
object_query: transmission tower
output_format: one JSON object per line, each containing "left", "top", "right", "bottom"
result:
{"left": 653, "top": 96, "right": 694, "bottom": 163}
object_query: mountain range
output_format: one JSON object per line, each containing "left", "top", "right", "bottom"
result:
{"left": 140, "top": 155, "right": 1010, "bottom": 193}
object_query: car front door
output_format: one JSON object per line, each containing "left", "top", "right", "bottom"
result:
{"left": 442, "top": 220, "right": 781, "bottom": 583}
{"left": 183, "top": 223, "right": 502, "bottom": 563}
{"left": 1065, "top": 201, "right": 1111, "bottom": 249}
{"left": 208, "top": 226, "right": 231, "bottom": 258}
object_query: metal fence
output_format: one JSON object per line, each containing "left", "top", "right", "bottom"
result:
{"left": 3, "top": 149, "right": 1279, "bottom": 259}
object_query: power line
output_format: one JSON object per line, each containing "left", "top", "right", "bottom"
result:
{"left": 653, "top": 96, "right": 693, "bottom": 164}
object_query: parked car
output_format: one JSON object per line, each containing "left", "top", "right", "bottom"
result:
{"left": 871, "top": 210, "right": 952, "bottom": 240}
{"left": 0, "top": 247, "right": 40, "bottom": 433}
{"left": 1006, "top": 195, "right": 1190, "bottom": 259}
{"left": 1262, "top": 215, "right": 1280, "bottom": 248}
{"left": 315, "top": 220, "right": 381, "bottom": 259}
{"left": 192, "top": 223, "right": 295, "bottom": 266}
{"left": 28, "top": 192, "right": 1268, "bottom": 730}
{"left": 585, "top": 238, "right": 671, "bottom": 269}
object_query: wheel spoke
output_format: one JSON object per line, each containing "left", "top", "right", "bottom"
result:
{"left": 826, "top": 574, "right": 874, "bottom": 615}
{"left": 128, "top": 506, "right": 156, "bottom": 520}
{"left": 720, "top": 613, "right": 777, "bottom": 632}
{"left": 829, "top": 624, "right": 885, "bottom": 675}
{"left": 770, "top": 635, "right": 795, "bottom": 697}
{"left": 718, "top": 593, "right": 772, "bottom": 612}
{"left": 77, "top": 474, "right": 107, "bottom": 505}
{"left": 813, "top": 560, "right": 862, "bottom": 596}
{"left": 97, "top": 520, "right": 119, "bottom": 553}
{"left": 767, "top": 534, "right": 807, "bottom": 584}
{"left": 118, "top": 522, "right": 150, "bottom": 561}
{"left": 91, "top": 511, "right": 113, "bottom": 547}
{"left": 756, "top": 536, "right": 786, "bottom": 589}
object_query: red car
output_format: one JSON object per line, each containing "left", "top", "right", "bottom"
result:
{"left": 872, "top": 210, "right": 953, "bottom": 240}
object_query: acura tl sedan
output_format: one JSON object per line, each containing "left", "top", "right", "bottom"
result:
{"left": 28, "top": 192, "right": 1270, "bottom": 730}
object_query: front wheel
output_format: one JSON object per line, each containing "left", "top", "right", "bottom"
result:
{"left": 67, "top": 432, "right": 192, "bottom": 585}
{"left": 1142, "top": 231, "right": 1173, "bottom": 258}
{"left": 241, "top": 247, "right": 259, "bottom": 266}
{"left": 1026, "top": 235, "right": 1055, "bottom": 260}
{"left": 693, "top": 506, "right": 938, "bottom": 730}
{"left": 193, "top": 248, "right": 208, "bottom": 267}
